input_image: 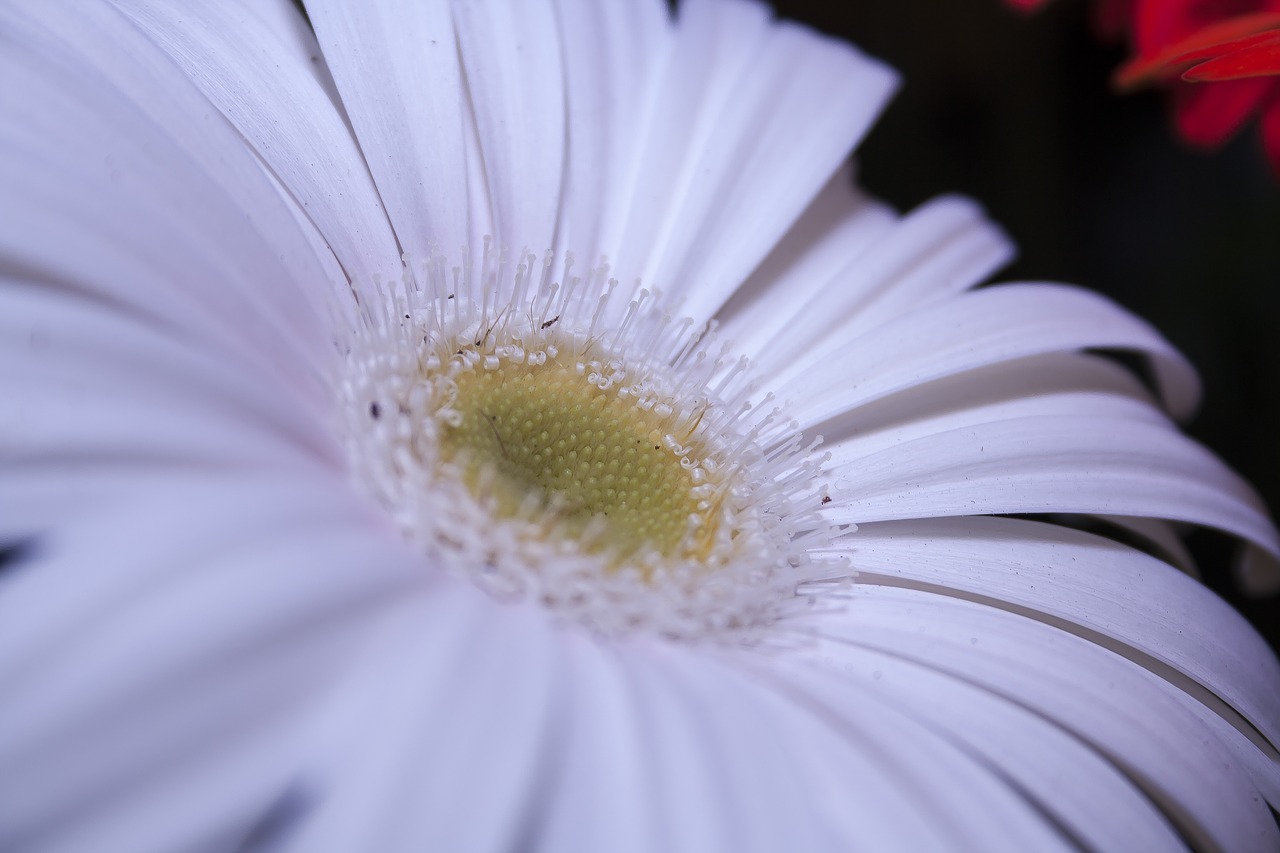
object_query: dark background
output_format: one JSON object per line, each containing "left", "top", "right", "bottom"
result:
{"left": 774, "top": 0, "right": 1280, "bottom": 649}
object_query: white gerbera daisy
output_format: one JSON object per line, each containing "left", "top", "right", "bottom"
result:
{"left": 3, "top": 0, "right": 1279, "bottom": 850}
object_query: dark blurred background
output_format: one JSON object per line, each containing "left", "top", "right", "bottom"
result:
{"left": 775, "top": 0, "right": 1280, "bottom": 649}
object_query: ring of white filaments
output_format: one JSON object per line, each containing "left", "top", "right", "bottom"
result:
{"left": 336, "top": 243, "right": 846, "bottom": 640}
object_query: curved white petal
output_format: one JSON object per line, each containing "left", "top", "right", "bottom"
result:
{"left": 1094, "top": 514, "right": 1199, "bottom": 576}
{"left": 821, "top": 516, "right": 1280, "bottom": 750}
{"left": 549, "top": 0, "right": 670, "bottom": 269}
{"left": 109, "top": 0, "right": 403, "bottom": 284}
{"left": 0, "top": 476, "right": 425, "bottom": 852}
{"left": 714, "top": 163, "right": 898, "bottom": 354}
{"left": 303, "top": 0, "right": 570, "bottom": 277}
{"left": 450, "top": 0, "right": 567, "bottom": 257}
{"left": 824, "top": 396, "right": 1278, "bottom": 561}
{"left": 784, "top": 282, "right": 1199, "bottom": 428}
{"left": 805, "top": 197, "right": 1016, "bottom": 349}
{"left": 600, "top": 0, "right": 898, "bottom": 325}
{"left": 0, "top": 2, "right": 332, "bottom": 396}
{"left": 1173, "top": 683, "right": 1280, "bottom": 809}
{"left": 303, "top": 0, "right": 480, "bottom": 271}
{"left": 761, "top": 642, "right": 1188, "bottom": 852}
{"left": 742, "top": 195, "right": 1016, "bottom": 386}
{"left": 786, "top": 586, "right": 1280, "bottom": 852}
{"left": 815, "top": 347, "right": 1163, "bottom": 439}
{"left": 740, "top": 662, "right": 1077, "bottom": 852}
{"left": 271, "top": 583, "right": 567, "bottom": 852}
{"left": 279, "top": 595, "right": 1054, "bottom": 853}
{"left": 0, "top": 280, "right": 339, "bottom": 542}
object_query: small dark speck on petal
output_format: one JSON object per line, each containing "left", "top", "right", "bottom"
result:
{"left": 0, "top": 538, "right": 37, "bottom": 580}
{"left": 238, "top": 786, "right": 312, "bottom": 853}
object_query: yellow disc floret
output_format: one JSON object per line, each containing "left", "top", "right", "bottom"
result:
{"left": 440, "top": 358, "right": 701, "bottom": 560}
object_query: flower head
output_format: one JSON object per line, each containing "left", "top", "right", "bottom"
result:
{"left": 3, "top": 1, "right": 1280, "bottom": 850}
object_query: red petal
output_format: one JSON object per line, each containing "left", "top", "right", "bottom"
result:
{"left": 1260, "top": 89, "right": 1280, "bottom": 177}
{"left": 1116, "top": 12, "right": 1280, "bottom": 89}
{"left": 1183, "top": 33, "right": 1280, "bottom": 80}
{"left": 1131, "top": 0, "right": 1252, "bottom": 54}
{"left": 1172, "top": 27, "right": 1280, "bottom": 65}
{"left": 1172, "top": 76, "right": 1273, "bottom": 147}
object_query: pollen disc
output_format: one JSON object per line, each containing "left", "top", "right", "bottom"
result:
{"left": 441, "top": 359, "right": 704, "bottom": 561}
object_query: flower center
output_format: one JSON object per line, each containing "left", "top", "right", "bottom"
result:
{"left": 336, "top": 247, "right": 840, "bottom": 640}
{"left": 440, "top": 359, "right": 701, "bottom": 560}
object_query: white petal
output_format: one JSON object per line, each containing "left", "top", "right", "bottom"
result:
{"left": 822, "top": 516, "right": 1280, "bottom": 750}
{"left": 805, "top": 197, "right": 1016, "bottom": 347}
{"left": 303, "top": 0, "right": 480, "bottom": 269}
{"left": 1094, "top": 514, "right": 1199, "bottom": 576}
{"left": 742, "top": 660, "right": 1077, "bottom": 852}
{"left": 602, "top": 0, "right": 898, "bottom": 324}
{"left": 600, "top": 0, "right": 768, "bottom": 287}
{"left": 549, "top": 0, "right": 670, "bottom": 267}
{"left": 283, "top": 599, "right": 1005, "bottom": 852}
{"left": 1173, "top": 686, "right": 1280, "bottom": 809}
{"left": 450, "top": 0, "right": 567, "bottom": 256}
{"left": 715, "top": 163, "right": 897, "bottom": 353}
{"left": 824, "top": 394, "right": 1277, "bottom": 560}
{"left": 0, "top": 280, "right": 339, "bottom": 541}
{"left": 0, "top": 3, "right": 332, "bottom": 393}
{"left": 0, "top": 476, "right": 425, "bottom": 852}
{"left": 765, "top": 641, "right": 1187, "bottom": 852}
{"left": 737, "top": 195, "right": 1014, "bottom": 384}
{"left": 275, "top": 583, "right": 567, "bottom": 853}
{"left": 783, "top": 282, "right": 1200, "bottom": 427}
{"left": 818, "top": 350, "right": 1162, "bottom": 445}
{"left": 110, "top": 0, "right": 403, "bottom": 283}
{"left": 788, "top": 586, "right": 1280, "bottom": 852}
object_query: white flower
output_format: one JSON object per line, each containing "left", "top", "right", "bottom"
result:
{"left": 2, "top": 0, "right": 1279, "bottom": 850}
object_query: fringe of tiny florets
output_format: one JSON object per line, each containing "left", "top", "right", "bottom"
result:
{"left": 334, "top": 244, "right": 846, "bottom": 643}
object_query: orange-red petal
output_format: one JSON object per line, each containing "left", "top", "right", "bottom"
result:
{"left": 1116, "top": 12, "right": 1280, "bottom": 89}
{"left": 1172, "top": 76, "right": 1274, "bottom": 147}
{"left": 1182, "top": 32, "right": 1280, "bottom": 80}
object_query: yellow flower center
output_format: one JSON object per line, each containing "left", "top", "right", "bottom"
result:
{"left": 440, "top": 358, "right": 702, "bottom": 559}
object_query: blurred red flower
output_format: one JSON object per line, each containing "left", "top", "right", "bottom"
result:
{"left": 1010, "top": 0, "right": 1280, "bottom": 176}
